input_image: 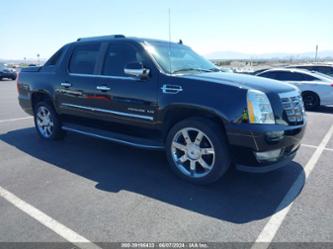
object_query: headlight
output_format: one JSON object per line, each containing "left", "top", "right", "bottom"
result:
{"left": 247, "top": 89, "right": 275, "bottom": 124}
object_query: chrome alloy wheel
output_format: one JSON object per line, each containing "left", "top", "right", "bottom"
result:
{"left": 36, "top": 106, "right": 54, "bottom": 138}
{"left": 171, "top": 128, "right": 215, "bottom": 178}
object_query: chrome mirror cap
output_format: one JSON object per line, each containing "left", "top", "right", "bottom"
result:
{"left": 124, "top": 62, "right": 150, "bottom": 79}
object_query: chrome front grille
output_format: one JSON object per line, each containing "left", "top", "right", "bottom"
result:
{"left": 279, "top": 91, "right": 305, "bottom": 125}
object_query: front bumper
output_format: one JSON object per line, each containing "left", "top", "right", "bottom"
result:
{"left": 236, "top": 147, "right": 298, "bottom": 173}
{"left": 226, "top": 121, "right": 306, "bottom": 172}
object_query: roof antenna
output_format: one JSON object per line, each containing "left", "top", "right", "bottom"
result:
{"left": 168, "top": 8, "right": 172, "bottom": 74}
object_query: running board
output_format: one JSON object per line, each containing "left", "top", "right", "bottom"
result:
{"left": 61, "top": 123, "right": 164, "bottom": 150}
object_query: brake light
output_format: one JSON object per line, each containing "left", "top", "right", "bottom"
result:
{"left": 16, "top": 72, "right": 20, "bottom": 93}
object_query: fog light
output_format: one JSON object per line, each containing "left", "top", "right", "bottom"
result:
{"left": 255, "top": 149, "right": 282, "bottom": 162}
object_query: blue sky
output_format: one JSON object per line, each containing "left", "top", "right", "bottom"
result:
{"left": 0, "top": 0, "right": 332, "bottom": 59}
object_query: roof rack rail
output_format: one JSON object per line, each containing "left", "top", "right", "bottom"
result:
{"left": 77, "top": 34, "right": 125, "bottom": 42}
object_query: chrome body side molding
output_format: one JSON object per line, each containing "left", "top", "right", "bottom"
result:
{"left": 61, "top": 103, "right": 154, "bottom": 121}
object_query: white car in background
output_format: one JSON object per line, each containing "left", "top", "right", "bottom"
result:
{"left": 256, "top": 68, "right": 333, "bottom": 110}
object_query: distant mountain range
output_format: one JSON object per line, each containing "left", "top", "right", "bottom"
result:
{"left": 206, "top": 50, "right": 333, "bottom": 60}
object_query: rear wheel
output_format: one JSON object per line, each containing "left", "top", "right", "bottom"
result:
{"left": 34, "top": 101, "right": 65, "bottom": 140}
{"left": 302, "top": 92, "right": 320, "bottom": 110}
{"left": 166, "top": 118, "right": 231, "bottom": 185}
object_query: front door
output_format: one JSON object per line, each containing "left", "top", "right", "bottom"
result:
{"left": 88, "top": 41, "right": 159, "bottom": 125}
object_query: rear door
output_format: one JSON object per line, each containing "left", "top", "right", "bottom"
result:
{"left": 55, "top": 42, "right": 104, "bottom": 118}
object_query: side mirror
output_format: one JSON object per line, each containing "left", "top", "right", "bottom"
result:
{"left": 124, "top": 62, "right": 150, "bottom": 79}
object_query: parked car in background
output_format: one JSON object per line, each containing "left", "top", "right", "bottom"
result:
{"left": 0, "top": 63, "right": 17, "bottom": 80}
{"left": 286, "top": 64, "right": 333, "bottom": 77}
{"left": 256, "top": 68, "right": 333, "bottom": 110}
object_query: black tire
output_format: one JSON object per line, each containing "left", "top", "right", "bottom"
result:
{"left": 166, "top": 117, "right": 231, "bottom": 185}
{"left": 302, "top": 92, "right": 320, "bottom": 110}
{"left": 11, "top": 76, "right": 17, "bottom": 81}
{"left": 33, "top": 101, "right": 65, "bottom": 140}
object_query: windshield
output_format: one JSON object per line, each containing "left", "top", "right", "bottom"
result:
{"left": 144, "top": 41, "right": 218, "bottom": 74}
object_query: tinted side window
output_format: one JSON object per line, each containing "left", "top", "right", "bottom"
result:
{"left": 314, "top": 66, "right": 333, "bottom": 75}
{"left": 276, "top": 72, "right": 318, "bottom": 81}
{"left": 102, "top": 44, "right": 145, "bottom": 76}
{"left": 293, "top": 73, "right": 317, "bottom": 81}
{"left": 69, "top": 43, "right": 100, "bottom": 74}
{"left": 45, "top": 47, "right": 65, "bottom": 67}
{"left": 258, "top": 71, "right": 278, "bottom": 79}
{"left": 275, "top": 72, "right": 296, "bottom": 81}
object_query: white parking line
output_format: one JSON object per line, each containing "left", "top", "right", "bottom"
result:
{"left": 301, "top": 144, "right": 318, "bottom": 149}
{"left": 252, "top": 125, "right": 333, "bottom": 249}
{"left": 0, "top": 186, "right": 102, "bottom": 249}
{"left": 302, "top": 143, "right": 333, "bottom": 151}
{"left": 0, "top": 117, "right": 32, "bottom": 123}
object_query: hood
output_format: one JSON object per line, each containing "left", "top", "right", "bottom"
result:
{"left": 180, "top": 72, "right": 298, "bottom": 94}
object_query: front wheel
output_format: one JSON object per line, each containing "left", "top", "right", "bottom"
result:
{"left": 166, "top": 118, "right": 231, "bottom": 185}
{"left": 34, "top": 101, "right": 65, "bottom": 140}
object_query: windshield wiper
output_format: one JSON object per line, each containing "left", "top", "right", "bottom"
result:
{"left": 172, "top": 68, "right": 215, "bottom": 74}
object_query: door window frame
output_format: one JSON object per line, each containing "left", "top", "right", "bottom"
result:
{"left": 95, "top": 41, "right": 158, "bottom": 80}
{"left": 66, "top": 42, "right": 106, "bottom": 76}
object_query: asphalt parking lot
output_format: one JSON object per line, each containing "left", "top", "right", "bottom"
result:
{"left": 0, "top": 79, "right": 333, "bottom": 248}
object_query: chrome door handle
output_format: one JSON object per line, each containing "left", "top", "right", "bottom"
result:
{"left": 96, "top": 86, "right": 111, "bottom": 91}
{"left": 61, "top": 82, "right": 71, "bottom": 87}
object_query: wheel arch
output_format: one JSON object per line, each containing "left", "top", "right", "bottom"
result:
{"left": 160, "top": 104, "right": 229, "bottom": 141}
{"left": 31, "top": 90, "right": 54, "bottom": 111}
{"left": 301, "top": 90, "right": 321, "bottom": 105}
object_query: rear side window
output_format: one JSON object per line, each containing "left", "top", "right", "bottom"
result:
{"left": 45, "top": 47, "right": 65, "bottom": 67}
{"left": 69, "top": 43, "right": 100, "bottom": 74}
{"left": 294, "top": 73, "right": 318, "bottom": 81}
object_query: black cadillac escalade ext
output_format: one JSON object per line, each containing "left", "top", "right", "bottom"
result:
{"left": 17, "top": 35, "right": 306, "bottom": 184}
